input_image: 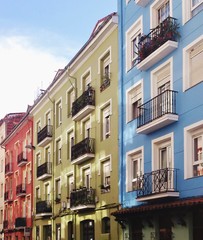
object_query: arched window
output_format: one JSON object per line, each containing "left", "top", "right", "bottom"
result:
{"left": 102, "top": 217, "right": 110, "bottom": 234}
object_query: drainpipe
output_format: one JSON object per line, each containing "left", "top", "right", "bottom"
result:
{"left": 47, "top": 91, "right": 55, "bottom": 240}
{"left": 119, "top": 1, "right": 125, "bottom": 240}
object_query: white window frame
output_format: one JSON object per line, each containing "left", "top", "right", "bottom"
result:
{"left": 55, "top": 177, "right": 61, "bottom": 200}
{"left": 126, "top": 16, "right": 143, "bottom": 72}
{"left": 45, "top": 109, "right": 52, "bottom": 126}
{"left": 56, "top": 98, "right": 62, "bottom": 126}
{"left": 126, "top": 79, "right": 143, "bottom": 123}
{"left": 98, "top": 47, "right": 112, "bottom": 75}
{"left": 151, "top": 58, "right": 173, "bottom": 97}
{"left": 44, "top": 182, "right": 51, "bottom": 201}
{"left": 183, "top": 35, "right": 203, "bottom": 91}
{"left": 55, "top": 137, "right": 62, "bottom": 165}
{"left": 150, "top": 0, "right": 172, "bottom": 29}
{"left": 81, "top": 67, "right": 91, "bottom": 91}
{"left": 36, "top": 186, "right": 41, "bottom": 200}
{"left": 67, "top": 128, "right": 74, "bottom": 160}
{"left": 152, "top": 133, "right": 174, "bottom": 171}
{"left": 80, "top": 164, "right": 91, "bottom": 188}
{"left": 66, "top": 86, "right": 75, "bottom": 117}
{"left": 182, "top": 0, "right": 203, "bottom": 24}
{"left": 103, "top": 105, "right": 111, "bottom": 139}
{"left": 67, "top": 172, "right": 74, "bottom": 198}
{"left": 184, "top": 120, "right": 203, "bottom": 179}
{"left": 126, "top": 147, "right": 144, "bottom": 192}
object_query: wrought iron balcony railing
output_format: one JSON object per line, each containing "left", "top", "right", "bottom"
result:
{"left": 70, "top": 187, "right": 96, "bottom": 210}
{"left": 135, "top": 17, "right": 180, "bottom": 65}
{"left": 36, "top": 200, "right": 52, "bottom": 215}
{"left": 72, "top": 86, "right": 95, "bottom": 118}
{"left": 37, "top": 125, "right": 53, "bottom": 145}
{"left": 15, "top": 217, "right": 26, "bottom": 228}
{"left": 137, "top": 90, "right": 178, "bottom": 129}
{"left": 71, "top": 137, "right": 95, "bottom": 162}
{"left": 5, "top": 163, "right": 13, "bottom": 175}
{"left": 137, "top": 168, "right": 178, "bottom": 199}
{"left": 100, "top": 74, "right": 111, "bottom": 92}
{"left": 17, "top": 152, "right": 27, "bottom": 166}
{"left": 16, "top": 183, "right": 26, "bottom": 196}
{"left": 37, "top": 162, "right": 52, "bottom": 179}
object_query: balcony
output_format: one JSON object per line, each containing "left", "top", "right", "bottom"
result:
{"left": 136, "top": 17, "right": 180, "bottom": 71}
{"left": 100, "top": 75, "right": 111, "bottom": 92}
{"left": 15, "top": 217, "right": 26, "bottom": 229}
{"left": 16, "top": 183, "right": 26, "bottom": 197}
{"left": 37, "top": 162, "right": 52, "bottom": 181}
{"left": 136, "top": 0, "right": 150, "bottom": 7}
{"left": 3, "top": 220, "right": 14, "bottom": 232}
{"left": 72, "top": 86, "right": 95, "bottom": 121}
{"left": 70, "top": 187, "right": 96, "bottom": 211}
{"left": 36, "top": 200, "right": 52, "bottom": 217}
{"left": 137, "top": 168, "right": 179, "bottom": 201}
{"left": 17, "top": 152, "right": 27, "bottom": 167}
{"left": 37, "top": 125, "right": 53, "bottom": 147}
{"left": 5, "top": 163, "right": 13, "bottom": 176}
{"left": 137, "top": 90, "right": 178, "bottom": 134}
{"left": 4, "top": 190, "right": 13, "bottom": 203}
{"left": 71, "top": 138, "right": 95, "bottom": 165}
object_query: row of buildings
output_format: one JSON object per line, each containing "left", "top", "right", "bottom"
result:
{"left": 0, "top": 0, "right": 203, "bottom": 239}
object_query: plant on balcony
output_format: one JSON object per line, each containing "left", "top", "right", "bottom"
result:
{"left": 137, "top": 17, "right": 180, "bottom": 63}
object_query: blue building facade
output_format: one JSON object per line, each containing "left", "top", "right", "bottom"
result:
{"left": 113, "top": 0, "right": 203, "bottom": 239}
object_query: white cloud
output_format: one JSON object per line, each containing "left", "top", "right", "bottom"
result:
{"left": 0, "top": 35, "right": 67, "bottom": 119}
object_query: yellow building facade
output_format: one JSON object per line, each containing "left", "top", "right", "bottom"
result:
{"left": 31, "top": 12, "right": 120, "bottom": 240}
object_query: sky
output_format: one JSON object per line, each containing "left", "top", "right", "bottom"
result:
{"left": 0, "top": 0, "right": 117, "bottom": 119}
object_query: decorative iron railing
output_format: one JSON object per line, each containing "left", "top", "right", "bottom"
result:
{"left": 70, "top": 187, "right": 96, "bottom": 208}
{"left": 15, "top": 217, "right": 26, "bottom": 228}
{"left": 17, "top": 152, "right": 27, "bottom": 165}
{"left": 137, "top": 168, "right": 178, "bottom": 199}
{"left": 37, "top": 162, "right": 52, "bottom": 178}
{"left": 37, "top": 125, "right": 53, "bottom": 144}
{"left": 71, "top": 137, "right": 95, "bottom": 161}
{"left": 100, "top": 75, "right": 111, "bottom": 92}
{"left": 16, "top": 183, "right": 26, "bottom": 196}
{"left": 137, "top": 90, "right": 178, "bottom": 128}
{"left": 72, "top": 86, "right": 95, "bottom": 117}
{"left": 36, "top": 200, "right": 52, "bottom": 214}
{"left": 135, "top": 17, "right": 180, "bottom": 65}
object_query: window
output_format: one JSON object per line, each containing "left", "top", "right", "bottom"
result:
{"left": 102, "top": 217, "right": 110, "bottom": 234}
{"left": 183, "top": 0, "right": 203, "bottom": 24}
{"left": 56, "top": 138, "right": 62, "bottom": 165}
{"left": 126, "top": 81, "right": 143, "bottom": 122}
{"left": 36, "top": 121, "right": 41, "bottom": 133}
{"left": 101, "top": 160, "right": 111, "bottom": 193}
{"left": 183, "top": 36, "right": 203, "bottom": 90}
{"left": 102, "top": 106, "right": 111, "bottom": 140}
{"left": 36, "top": 187, "right": 41, "bottom": 201}
{"left": 82, "top": 167, "right": 91, "bottom": 189}
{"left": 56, "top": 100, "right": 62, "bottom": 127}
{"left": 184, "top": 121, "right": 203, "bottom": 178}
{"left": 82, "top": 118, "right": 91, "bottom": 139}
{"left": 67, "top": 130, "right": 74, "bottom": 160}
{"left": 126, "top": 147, "right": 143, "bottom": 192}
{"left": 82, "top": 70, "right": 91, "bottom": 91}
{"left": 36, "top": 226, "right": 40, "bottom": 240}
{"left": 0, "top": 183, "right": 3, "bottom": 197}
{"left": 45, "top": 146, "right": 51, "bottom": 163}
{"left": 67, "top": 88, "right": 75, "bottom": 117}
{"left": 45, "top": 183, "right": 50, "bottom": 201}
{"left": 0, "top": 209, "right": 3, "bottom": 224}
{"left": 45, "top": 111, "right": 51, "bottom": 126}
{"left": 126, "top": 16, "right": 142, "bottom": 71}
{"left": 27, "top": 196, "right": 31, "bottom": 218}
{"left": 55, "top": 178, "right": 61, "bottom": 202}
{"left": 27, "top": 164, "right": 31, "bottom": 184}
{"left": 101, "top": 52, "right": 111, "bottom": 82}
{"left": 56, "top": 224, "right": 61, "bottom": 240}
{"left": 152, "top": 133, "right": 174, "bottom": 192}
{"left": 36, "top": 153, "right": 41, "bottom": 167}
{"left": 183, "top": 37, "right": 203, "bottom": 91}
{"left": 150, "top": 0, "right": 172, "bottom": 28}
{"left": 67, "top": 174, "right": 74, "bottom": 198}
{"left": 80, "top": 220, "right": 94, "bottom": 240}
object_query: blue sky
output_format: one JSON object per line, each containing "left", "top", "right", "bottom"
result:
{"left": 0, "top": 0, "right": 117, "bottom": 119}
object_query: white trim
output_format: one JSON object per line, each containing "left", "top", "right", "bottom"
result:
{"left": 98, "top": 99, "right": 112, "bottom": 123}
{"left": 98, "top": 154, "right": 112, "bottom": 175}
{"left": 151, "top": 57, "right": 173, "bottom": 97}
{"left": 80, "top": 114, "right": 92, "bottom": 135}
{"left": 152, "top": 132, "right": 174, "bottom": 171}
{"left": 80, "top": 164, "right": 92, "bottom": 182}
{"left": 97, "top": 47, "right": 112, "bottom": 75}
{"left": 126, "top": 146, "right": 144, "bottom": 192}
{"left": 80, "top": 67, "right": 92, "bottom": 91}
{"left": 184, "top": 120, "right": 203, "bottom": 179}
{"left": 125, "top": 16, "right": 143, "bottom": 72}
{"left": 183, "top": 35, "right": 203, "bottom": 91}
{"left": 126, "top": 79, "right": 143, "bottom": 123}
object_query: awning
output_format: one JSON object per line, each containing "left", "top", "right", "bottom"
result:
{"left": 112, "top": 196, "right": 203, "bottom": 217}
